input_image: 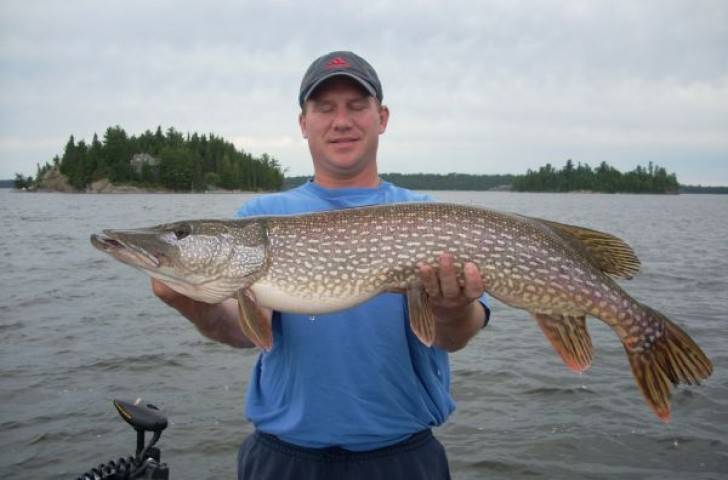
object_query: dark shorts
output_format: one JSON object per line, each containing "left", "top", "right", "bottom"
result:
{"left": 237, "top": 429, "right": 451, "bottom": 480}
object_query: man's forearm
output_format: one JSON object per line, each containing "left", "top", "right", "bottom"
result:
{"left": 183, "top": 299, "right": 253, "bottom": 348}
{"left": 152, "top": 280, "right": 254, "bottom": 348}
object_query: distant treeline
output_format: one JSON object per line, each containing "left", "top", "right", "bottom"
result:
{"left": 28, "top": 126, "right": 284, "bottom": 191}
{"left": 679, "top": 185, "right": 728, "bottom": 194}
{"left": 284, "top": 172, "right": 514, "bottom": 191}
{"left": 382, "top": 173, "right": 514, "bottom": 191}
{"left": 511, "top": 160, "right": 679, "bottom": 193}
{"left": 284, "top": 162, "right": 679, "bottom": 193}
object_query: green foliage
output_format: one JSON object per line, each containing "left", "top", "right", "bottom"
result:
{"left": 511, "top": 159, "right": 679, "bottom": 194}
{"left": 679, "top": 185, "right": 728, "bottom": 194}
{"left": 14, "top": 173, "right": 33, "bottom": 189}
{"left": 383, "top": 173, "right": 514, "bottom": 191}
{"left": 40, "top": 125, "right": 285, "bottom": 192}
{"left": 205, "top": 172, "right": 221, "bottom": 188}
{"left": 34, "top": 161, "right": 54, "bottom": 186}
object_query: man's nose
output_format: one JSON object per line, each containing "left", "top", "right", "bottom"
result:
{"left": 331, "top": 108, "right": 353, "bottom": 129}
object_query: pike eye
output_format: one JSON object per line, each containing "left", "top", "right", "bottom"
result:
{"left": 173, "top": 223, "right": 191, "bottom": 240}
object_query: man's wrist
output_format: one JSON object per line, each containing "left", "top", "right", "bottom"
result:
{"left": 435, "top": 300, "right": 476, "bottom": 323}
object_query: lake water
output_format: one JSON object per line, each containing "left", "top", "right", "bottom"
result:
{"left": 1, "top": 189, "right": 726, "bottom": 479}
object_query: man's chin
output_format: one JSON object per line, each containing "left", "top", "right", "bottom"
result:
{"left": 323, "top": 152, "right": 364, "bottom": 169}
{"left": 327, "top": 142, "right": 360, "bottom": 156}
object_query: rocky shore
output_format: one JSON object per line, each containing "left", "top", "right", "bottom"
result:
{"left": 26, "top": 167, "right": 256, "bottom": 194}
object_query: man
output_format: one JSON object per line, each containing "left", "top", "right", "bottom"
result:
{"left": 152, "top": 51, "right": 490, "bottom": 479}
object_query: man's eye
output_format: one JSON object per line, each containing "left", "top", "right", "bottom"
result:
{"left": 315, "top": 104, "right": 334, "bottom": 113}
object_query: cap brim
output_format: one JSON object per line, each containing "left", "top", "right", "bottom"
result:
{"left": 300, "top": 72, "right": 377, "bottom": 107}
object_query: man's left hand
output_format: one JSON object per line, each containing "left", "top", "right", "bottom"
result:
{"left": 416, "top": 253, "right": 487, "bottom": 351}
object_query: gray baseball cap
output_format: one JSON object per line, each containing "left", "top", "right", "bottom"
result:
{"left": 298, "top": 51, "right": 383, "bottom": 108}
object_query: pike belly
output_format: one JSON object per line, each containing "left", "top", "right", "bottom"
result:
{"left": 249, "top": 278, "right": 381, "bottom": 314}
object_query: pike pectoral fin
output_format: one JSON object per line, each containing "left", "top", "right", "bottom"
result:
{"left": 533, "top": 313, "right": 593, "bottom": 373}
{"left": 235, "top": 288, "right": 273, "bottom": 351}
{"left": 407, "top": 285, "right": 435, "bottom": 347}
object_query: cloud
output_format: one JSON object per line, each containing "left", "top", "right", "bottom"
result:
{"left": 1, "top": 0, "right": 727, "bottom": 184}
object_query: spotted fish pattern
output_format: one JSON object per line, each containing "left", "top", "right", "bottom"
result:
{"left": 91, "top": 202, "right": 712, "bottom": 422}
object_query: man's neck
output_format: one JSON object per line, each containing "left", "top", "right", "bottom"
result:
{"left": 312, "top": 169, "right": 381, "bottom": 189}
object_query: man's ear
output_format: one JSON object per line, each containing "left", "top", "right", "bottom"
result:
{"left": 299, "top": 112, "right": 308, "bottom": 139}
{"left": 378, "top": 105, "right": 390, "bottom": 134}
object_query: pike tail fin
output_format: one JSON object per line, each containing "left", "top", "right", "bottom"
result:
{"left": 625, "top": 307, "right": 712, "bottom": 422}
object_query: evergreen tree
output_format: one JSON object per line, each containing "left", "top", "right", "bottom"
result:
{"left": 89, "top": 133, "right": 105, "bottom": 181}
{"left": 104, "top": 126, "right": 132, "bottom": 182}
{"left": 70, "top": 140, "right": 89, "bottom": 190}
{"left": 59, "top": 135, "right": 77, "bottom": 176}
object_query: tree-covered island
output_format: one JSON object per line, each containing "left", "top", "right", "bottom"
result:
{"left": 511, "top": 159, "right": 679, "bottom": 193}
{"left": 24, "top": 125, "right": 285, "bottom": 192}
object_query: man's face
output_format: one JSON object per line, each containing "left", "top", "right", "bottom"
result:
{"left": 299, "top": 77, "right": 389, "bottom": 181}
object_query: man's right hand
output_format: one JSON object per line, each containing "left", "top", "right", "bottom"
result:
{"left": 150, "top": 278, "right": 262, "bottom": 348}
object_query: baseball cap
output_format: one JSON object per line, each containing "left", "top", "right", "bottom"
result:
{"left": 298, "top": 51, "right": 383, "bottom": 108}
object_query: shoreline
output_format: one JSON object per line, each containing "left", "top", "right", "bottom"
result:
{"left": 14, "top": 187, "right": 264, "bottom": 194}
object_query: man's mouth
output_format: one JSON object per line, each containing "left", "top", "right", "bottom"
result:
{"left": 328, "top": 137, "right": 359, "bottom": 145}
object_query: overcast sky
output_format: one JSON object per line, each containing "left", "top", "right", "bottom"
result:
{"left": 2, "top": 0, "right": 727, "bottom": 185}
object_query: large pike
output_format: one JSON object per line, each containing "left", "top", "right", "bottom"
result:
{"left": 91, "top": 202, "right": 712, "bottom": 421}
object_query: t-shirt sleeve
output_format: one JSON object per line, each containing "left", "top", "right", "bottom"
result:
{"left": 478, "top": 294, "right": 491, "bottom": 327}
{"left": 234, "top": 197, "right": 264, "bottom": 218}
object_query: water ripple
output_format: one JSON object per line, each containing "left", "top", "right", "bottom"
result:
{"left": 2, "top": 191, "right": 727, "bottom": 479}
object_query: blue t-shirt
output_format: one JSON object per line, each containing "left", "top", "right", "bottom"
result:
{"left": 235, "top": 180, "right": 483, "bottom": 450}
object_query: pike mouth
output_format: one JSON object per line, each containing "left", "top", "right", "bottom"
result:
{"left": 91, "top": 232, "right": 161, "bottom": 270}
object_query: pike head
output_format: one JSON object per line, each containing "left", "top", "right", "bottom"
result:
{"left": 91, "top": 219, "right": 268, "bottom": 303}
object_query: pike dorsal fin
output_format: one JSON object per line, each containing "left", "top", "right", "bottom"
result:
{"left": 540, "top": 219, "right": 641, "bottom": 279}
{"left": 406, "top": 284, "right": 435, "bottom": 347}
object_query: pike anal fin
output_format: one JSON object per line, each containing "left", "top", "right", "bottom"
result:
{"left": 235, "top": 288, "right": 273, "bottom": 351}
{"left": 533, "top": 313, "right": 593, "bottom": 373}
{"left": 407, "top": 285, "right": 435, "bottom": 347}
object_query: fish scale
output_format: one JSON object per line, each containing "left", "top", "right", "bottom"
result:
{"left": 91, "top": 201, "right": 712, "bottom": 422}
{"left": 263, "top": 204, "right": 562, "bottom": 303}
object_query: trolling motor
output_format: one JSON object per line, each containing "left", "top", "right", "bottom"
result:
{"left": 76, "top": 399, "right": 169, "bottom": 479}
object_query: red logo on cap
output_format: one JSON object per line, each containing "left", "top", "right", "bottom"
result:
{"left": 325, "top": 57, "right": 351, "bottom": 69}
